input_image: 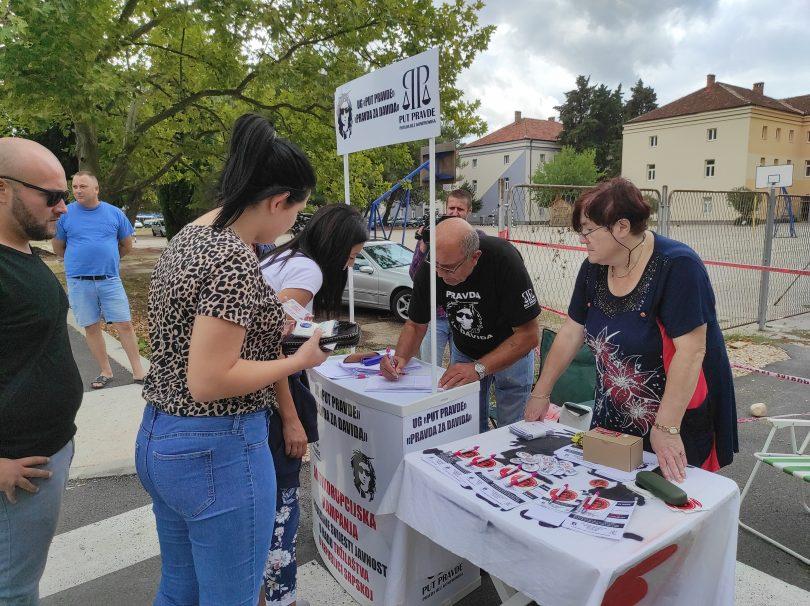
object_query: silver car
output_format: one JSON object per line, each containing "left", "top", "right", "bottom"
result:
{"left": 342, "top": 240, "right": 414, "bottom": 321}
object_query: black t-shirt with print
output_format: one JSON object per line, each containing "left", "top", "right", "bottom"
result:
{"left": 409, "top": 235, "right": 540, "bottom": 359}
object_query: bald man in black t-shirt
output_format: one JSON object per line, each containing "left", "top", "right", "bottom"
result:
{"left": 382, "top": 218, "right": 540, "bottom": 432}
{"left": 0, "top": 138, "right": 82, "bottom": 603}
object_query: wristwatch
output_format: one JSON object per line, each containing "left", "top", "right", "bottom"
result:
{"left": 653, "top": 421, "right": 680, "bottom": 435}
{"left": 474, "top": 361, "right": 487, "bottom": 380}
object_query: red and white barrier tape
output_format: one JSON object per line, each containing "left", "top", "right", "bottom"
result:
{"left": 537, "top": 305, "right": 810, "bottom": 387}
{"left": 505, "top": 238, "right": 810, "bottom": 277}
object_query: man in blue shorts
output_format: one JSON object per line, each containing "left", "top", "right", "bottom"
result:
{"left": 53, "top": 171, "right": 145, "bottom": 388}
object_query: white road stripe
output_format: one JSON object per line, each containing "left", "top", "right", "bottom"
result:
{"left": 40, "top": 505, "right": 158, "bottom": 598}
{"left": 40, "top": 506, "right": 810, "bottom": 604}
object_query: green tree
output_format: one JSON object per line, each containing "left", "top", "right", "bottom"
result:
{"left": 531, "top": 146, "right": 599, "bottom": 207}
{"left": 0, "top": 0, "right": 493, "bottom": 221}
{"left": 624, "top": 79, "right": 658, "bottom": 122}
{"left": 726, "top": 186, "right": 758, "bottom": 221}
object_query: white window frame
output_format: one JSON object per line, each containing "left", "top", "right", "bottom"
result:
{"left": 789, "top": 130, "right": 794, "bottom": 142}
{"left": 760, "top": 157, "right": 766, "bottom": 165}
{"left": 805, "top": 160, "right": 810, "bottom": 178}
{"left": 503, "top": 154, "right": 510, "bottom": 165}
{"left": 539, "top": 153, "right": 546, "bottom": 163}
{"left": 471, "top": 158, "right": 478, "bottom": 168}
{"left": 762, "top": 125, "right": 768, "bottom": 140}
{"left": 471, "top": 179, "right": 477, "bottom": 192}
{"left": 703, "top": 197, "right": 713, "bottom": 214}
{"left": 503, "top": 177, "right": 510, "bottom": 191}
{"left": 704, "top": 159, "right": 715, "bottom": 178}
{"left": 776, "top": 128, "right": 782, "bottom": 141}
{"left": 707, "top": 128, "right": 717, "bottom": 141}
{"left": 646, "top": 164, "right": 656, "bottom": 181}
{"left": 649, "top": 135, "right": 658, "bottom": 147}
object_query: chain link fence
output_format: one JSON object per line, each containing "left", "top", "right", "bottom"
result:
{"left": 505, "top": 184, "right": 809, "bottom": 330}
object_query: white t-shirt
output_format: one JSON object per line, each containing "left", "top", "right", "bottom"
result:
{"left": 260, "top": 250, "right": 323, "bottom": 313}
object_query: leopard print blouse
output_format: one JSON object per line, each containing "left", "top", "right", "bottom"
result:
{"left": 142, "top": 224, "right": 284, "bottom": 416}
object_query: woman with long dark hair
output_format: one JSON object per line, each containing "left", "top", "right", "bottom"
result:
{"left": 258, "top": 204, "right": 367, "bottom": 606}
{"left": 136, "top": 113, "right": 329, "bottom": 605}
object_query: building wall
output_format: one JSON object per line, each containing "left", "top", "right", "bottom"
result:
{"left": 458, "top": 140, "right": 560, "bottom": 219}
{"left": 622, "top": 106, "right": 810, "bottom": 222}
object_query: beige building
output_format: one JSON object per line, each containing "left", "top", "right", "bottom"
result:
{"left": 457, "top": 111, "right": 562, "bottom": 221}
{"left": 622, "top": 75, "right": 810, "bottom": 221}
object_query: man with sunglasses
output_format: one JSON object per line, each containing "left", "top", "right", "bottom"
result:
{"left": 0, "top": 137, "right": 83, "bottom": 603}
{"left": 52, "top": 171, "right": 145, "bottom": 389}
{"left": 383, "top": 218, "right": 540, "bottom": 433}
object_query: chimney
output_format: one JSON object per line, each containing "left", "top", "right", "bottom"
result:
{"left": 514, "top": 110, "right": 522, "bottom": 122}
{"left": 706, "top": 74, "right": 715, "bottom": 88}
{"left": 548, "top": 116, "right": 556, "bottom": 122}
{"left": 753, "top": 82, "right": 764, "bottom": 95}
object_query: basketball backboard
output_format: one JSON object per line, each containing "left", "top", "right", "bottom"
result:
{"left": 755, "top": 164, "right": 793, "bottom": 188}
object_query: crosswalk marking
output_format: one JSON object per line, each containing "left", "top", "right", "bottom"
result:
{"left": 40, "top": 505, "right": 158, "bottom": 598}
{"left": 40, "top": 505, "right": 809, "bottom": 603}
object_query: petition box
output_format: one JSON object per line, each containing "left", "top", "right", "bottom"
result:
{"left": 582, "top": 427, "right": 642, "bottom": 472}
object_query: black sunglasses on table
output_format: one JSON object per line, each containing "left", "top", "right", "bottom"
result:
{"left": 0, "top": 176, "right": 70, "bottom": 207}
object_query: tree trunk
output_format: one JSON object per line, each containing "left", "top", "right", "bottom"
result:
{"left": 74, "top": 121, "right": 101, "bottom": 177}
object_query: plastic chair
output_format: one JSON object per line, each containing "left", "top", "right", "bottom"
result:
{"left": 739, "top": 417, "right": 810, "bottom": 565}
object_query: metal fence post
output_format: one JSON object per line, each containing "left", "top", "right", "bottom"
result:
{"left": 757, "top": 187, "right": 776, "bottom": 330}
{"left": 659, "top": 185, "right": 669, "bottom": 237}
{"left": 499, "top": 184, "right": 507, "bottom": 236}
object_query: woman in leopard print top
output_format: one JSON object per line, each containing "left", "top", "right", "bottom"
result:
{"left": 135, "top": 113, "right": 329, "bottom": 605}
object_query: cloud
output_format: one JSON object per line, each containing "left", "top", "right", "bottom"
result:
{"left": 456, "top": 0, "right": 809, "bottom": 139}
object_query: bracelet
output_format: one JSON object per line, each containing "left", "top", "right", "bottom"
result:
{"left": 529, "top": 393, "right": 551, "bottom": 401}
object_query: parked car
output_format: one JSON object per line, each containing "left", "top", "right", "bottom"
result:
{"left": 134, "top": 220, "right": 144, "bottom": 229}
{"left": 341, "top": 240, "right": 414, "bottom": 321}
{"left": 136, "top": 212, "right": 163, "bottom": 227}
{"left": 151, "top": 219, "right": 166, "bottom": 237}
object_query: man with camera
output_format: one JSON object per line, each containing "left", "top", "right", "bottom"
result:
{"left": 386, "top": 218, "right": 540, "bottom": 433}
{"left": 409, "top": 189, "right": 475, "bottom": 364}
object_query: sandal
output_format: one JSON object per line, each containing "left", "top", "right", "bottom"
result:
{"left": 132, "top": 377, "right": 145, "bottom": 385}
{"left": 91, "top": 375, "right": 113, "bottom": 389}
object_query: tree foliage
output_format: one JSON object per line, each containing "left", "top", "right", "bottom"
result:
{"left": 530, "top": 146, "right": 599, "bottom": 207}
{"left": 726, "top": 186, "right": 758, "bottom": 220}
{"left": 555, "top": 76, "right": 658, "bottom": 178}
{"left": 0, "top": 0, "right": 493, "bottom": 220}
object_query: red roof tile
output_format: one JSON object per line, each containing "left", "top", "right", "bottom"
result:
{"left": 465, "top": 117, "right": 563, "bottom": 148}
{"left": 627, "top": 82, "right": 806, "bottom": 124}
{"left": 782, "top": 94, "right": 810, "bottom": 114}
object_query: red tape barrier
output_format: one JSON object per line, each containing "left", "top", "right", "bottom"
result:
{"left": 537, "top": 305, "right": 810, "bottom": 387}
{"left": 506, "top": 238, "right": 810, "bottom": 277}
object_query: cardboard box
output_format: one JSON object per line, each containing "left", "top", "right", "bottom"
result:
{"left": 582, "top": 427, "right": 642, "bottom": 472}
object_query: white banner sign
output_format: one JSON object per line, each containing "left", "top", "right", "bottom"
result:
{"left": 335, "top": 47, "right": 441, "bottom": 155}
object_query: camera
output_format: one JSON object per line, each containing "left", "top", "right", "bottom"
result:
{"left": 414, "top": 212, "right": 449, "bottom": 245}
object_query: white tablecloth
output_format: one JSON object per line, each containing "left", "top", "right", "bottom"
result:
{"left": 380, "top": 425, "right": 740, "bottom": 606}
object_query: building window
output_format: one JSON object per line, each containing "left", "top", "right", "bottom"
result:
{"left": 649, "top": 135, "right": 658, "bottom": 147}
{"left": 776, "top": 128, "right": 782, "bottom": 141}
{"left": 806, "top": 160, "right": 810, "bottom": 178}
{"left": 471, "top": 158, "right": 478, "bottom": 168}
{"left": 707, "top": 128, "right": 717, "bottom": 141}
{"left": 789, "top": 130, "right": 794, "bottom": 142}
{"left": 762, "top": 126, "right": 768, "bottom": 139}
{"left": 787, "top": 159, "right": 792, "bottom": 165}
{"left": 647, "top": 164, "right": 656, "bottom": 180}
{"left": 774, "top": 159, "right": 779, "bottom": 165}
{"left": 760, "top": 157, "right": 766, "bottom": 165}
{"left": 539, "top": 153, "right": 546, "bottom": 163}
{"left": 807, "top": 130, "right": 810, "bottom": 143}
{"left": 503, "top": 154, "right": 510, "bottom": 165}
{"left": 503, "top": 177, "right": 510, "bottom": 191}
{"left": 471, "top": 180, "right": 477, "bottom": 192}
{"left": 704, "top": 159, "right": 715, "bottom": 177}
{"left": 703, "top": 197, "right": 713, "bottom": 214}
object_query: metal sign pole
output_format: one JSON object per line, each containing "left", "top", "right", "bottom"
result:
{"left": 757, "top": 186, "right": 776, "bottom": 330}
{"left": 429, "top": 137, "right": 437, "bottom": 392}
{"left": 344, "top": 154, "right": 355, "bottom": 324}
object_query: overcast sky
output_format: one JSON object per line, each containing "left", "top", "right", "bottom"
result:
{"left": 455, "top": 0, "right": 810, "bottom": 138}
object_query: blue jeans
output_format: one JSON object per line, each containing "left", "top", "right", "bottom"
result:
{"left": 0, "top": 439, "right": 74, "bottom": 605}
{"left": 419, "top": 315, "right": 453, "bottom": 365}
{"left": 135, "top": 404, "right": 277, "bottom": 606}
{"left": 452, "top": 349, "right": 535, "bottom": 433}
{"left": 262, "top": 487, "right": 300, "bottom": 606}
{"left": 67, "top": 276, "right": 132, "bottom": 327}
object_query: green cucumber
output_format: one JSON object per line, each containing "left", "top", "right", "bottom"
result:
{"left": 635, "top": 471, "right": 688, "bottom": 506}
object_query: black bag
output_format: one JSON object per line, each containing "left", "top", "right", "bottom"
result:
{"left": 268, "top": 371, "right": 319, "bottom": 489}
{"left": 280, "top": 320, "right": 361, "bottom": 356}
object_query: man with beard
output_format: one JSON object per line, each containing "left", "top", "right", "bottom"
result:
{"left": 0, "top": 138, "right": 83, "bottom": 603}
{"left": 382, "top": 218, "right": 540, "bottom": 433}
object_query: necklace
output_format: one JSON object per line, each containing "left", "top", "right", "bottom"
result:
{"left": 610, "top": 233, "right": 647, "bottom": 279}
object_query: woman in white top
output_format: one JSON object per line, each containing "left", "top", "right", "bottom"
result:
{"left": 259, "top": 204, "right": 367, "bottom": 606}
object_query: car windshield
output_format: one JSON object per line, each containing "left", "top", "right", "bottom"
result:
{"left": 363, "top": 243, "right": 412, "bottom": 269}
